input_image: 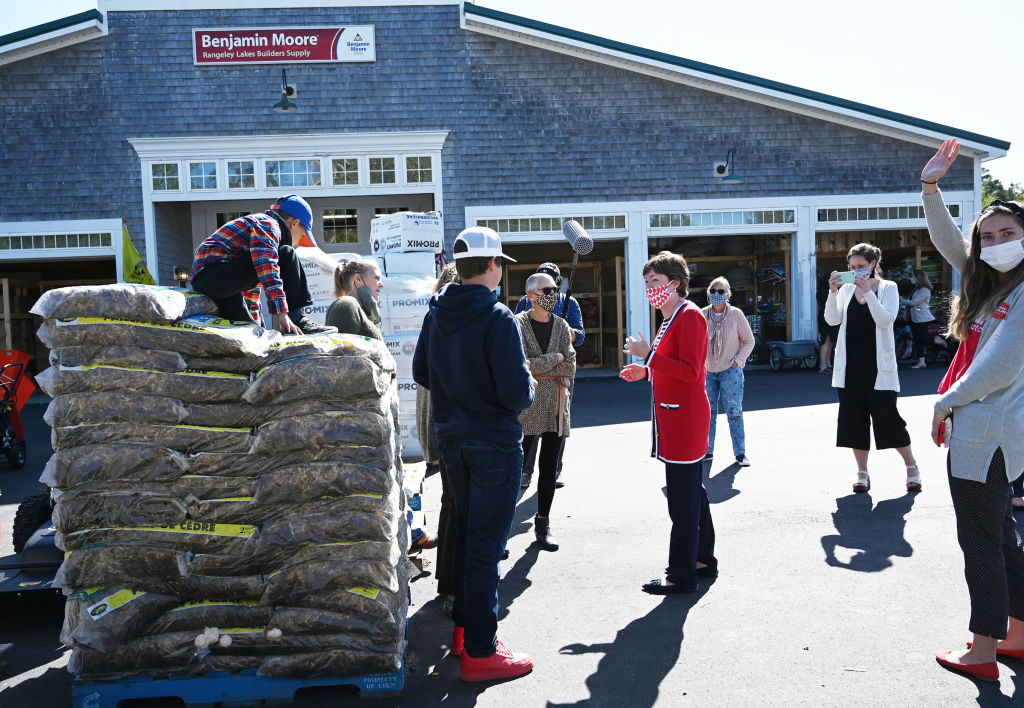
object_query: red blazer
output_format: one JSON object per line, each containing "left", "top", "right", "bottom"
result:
{"left": 644, "top": 300, "right": 711, "bottom": 463}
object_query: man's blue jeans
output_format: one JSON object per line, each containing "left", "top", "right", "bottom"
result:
{"left": 705, "top": 366, "right": 746, "bottom": 457}
{"left": 439, "top": 438, "right": 523, "bottom": 658}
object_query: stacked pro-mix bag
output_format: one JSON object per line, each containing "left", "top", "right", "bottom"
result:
{"left": 31, "top": 284, "right": 408, "bottom": 680}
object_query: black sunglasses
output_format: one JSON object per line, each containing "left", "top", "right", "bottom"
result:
{"left": 534, "top": 287, "right": 559, "bottom": 295}
{"left": 709, "top": 289, "right": 728, "bottom": 295}
{"left": 987, "top": 199, "right": 1024, "bottom": 218}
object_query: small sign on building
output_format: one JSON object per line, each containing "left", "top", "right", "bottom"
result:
{"left": 193, "top": 26, "right": 375, "bottom": 65}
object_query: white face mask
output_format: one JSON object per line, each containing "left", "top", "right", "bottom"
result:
{"left": 850, "top": 266, "right": 873, "bottom": 278}
{"left": 979, "top": 239, "right": 1024, "bottom": 273}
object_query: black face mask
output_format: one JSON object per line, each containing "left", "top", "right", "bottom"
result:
{"left": 270, "top": 210, "right": 292, "bottom": 248}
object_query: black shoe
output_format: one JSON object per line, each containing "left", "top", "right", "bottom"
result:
{"left": 735, "top": 455, "right": 750, "bottom": 467}
{"left": 641, "top": 578, "right": 697, "bottom": 594}
{"left": 501, "top": 549, "right": 509, "bottom": 560}
{"left": 554, "top": 480, "right": 565, "bottom": 489}
{"left": 534, "top": 515, "right": 559, "bottom": 551}
{"left": 520, "top": 473, "right": 532, "bottom": 490}
{"left": 295, "top": 316, "right": 337, "bottom": 335}
{"left": 696, "top": 564, "right": 719, "bottom": 578}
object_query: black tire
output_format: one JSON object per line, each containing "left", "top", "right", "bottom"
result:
{"left": 12, "top": 493, "right": 52, "bottom": 554}
{"left": 802, "top": 350, "right": 819, "bottom": 370}
{"left": 769, "top": 347, "right": 783, "bottom": 371}
{"left": 6, "top": 442, "right": 25, "bottom": 470}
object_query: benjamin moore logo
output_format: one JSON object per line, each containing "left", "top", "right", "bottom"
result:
{"left": 354, "top": 33, "right": 363, "bottom": 41}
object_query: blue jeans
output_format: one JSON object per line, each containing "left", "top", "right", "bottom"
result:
{"left": 705, "top": 366, "right": 746, "bottom": 457}
{"left": 440, "top": 438, "right": 523, "bottom": 658}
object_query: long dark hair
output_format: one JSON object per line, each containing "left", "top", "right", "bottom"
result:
{"left": 847, "top": 242, "right": 882, "bottom": 278}
{"left": 949, "top": 201, "right": 1024, "bottom": 341}
{"left": 912, "top": 269, "right": 932, "bottom": 292}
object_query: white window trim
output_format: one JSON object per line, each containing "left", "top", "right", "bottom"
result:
{"left": 403, "top": 154, "right": 435, "bottom": 186}
{"left": 188, "top": 161, "right": 219, "bottom": 192}
{"left": 329, "top": 156, "right": 363, "bottom": 188}
{"left": 0, "top": 218, "right": 122, "bottom": 274}
{"left": 225, "top": 160, "right": 258, "bottom": 191}
{"left": 262, "top": 157, "right": 325, "bottom": 191}
{"left": 368, "top": 156, "right": 399, "bottom": 187}
{"left": 151, "top": 162, "right": 183, "bottom": 194}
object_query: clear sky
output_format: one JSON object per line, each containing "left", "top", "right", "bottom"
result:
{"left": 8, "top": 1, "right": 1022, "bottom": 185}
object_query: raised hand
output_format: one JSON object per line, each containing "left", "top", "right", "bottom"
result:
{"left": 921, "top": 138, "right": 959, "bottom": 185}
{"left": 622, "top": 330, "right": 651, "bottom": 358}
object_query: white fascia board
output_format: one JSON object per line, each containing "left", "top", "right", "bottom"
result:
{"left": 0, "top": 21, "right": 106, "bottom": 67}
{"left": 105, "top": 1, "right": 459, "bottom": 10}
{"left": 0, "top": 248, "right": 116, "bottom": 261}
{"left": 463, "top": 18, "right": 1005, "bottom": 160}
{"left": 0, "top": 219, "right": 122, "bottom": 235}
{"left": 152, "top": 184, "right": 439, "bottom": 202}
{"left": 129, "top": 131, "right": 449, "bottom": 160}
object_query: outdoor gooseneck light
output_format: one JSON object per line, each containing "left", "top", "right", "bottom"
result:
{"left": 273, "top": 68, "right": 297, "bottom": 112}
{"left": 714, "top": 149, "right": 744, "bottom": 184}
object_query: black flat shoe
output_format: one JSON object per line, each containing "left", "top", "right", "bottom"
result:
{"left": 641, "top": 578, "right": 697, "bottom": 595}
{"left": 696, "top": 565, "right": 719, "bottom": 578}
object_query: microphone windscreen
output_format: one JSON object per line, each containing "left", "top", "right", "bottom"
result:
{"left": 562, "top": 220, "right": 595, "bottom": 255}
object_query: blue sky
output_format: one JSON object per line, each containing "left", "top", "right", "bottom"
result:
{"left": 8, "top": 1, "right": 1022, "bottom": 185}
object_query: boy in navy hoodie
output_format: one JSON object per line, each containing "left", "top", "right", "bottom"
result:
{"left": 413, "top": 226, "right": 536, "bottom": 682}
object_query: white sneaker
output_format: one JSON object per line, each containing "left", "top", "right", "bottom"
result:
{"left": 735, "top": 455, "right": 751, "bottom": 467}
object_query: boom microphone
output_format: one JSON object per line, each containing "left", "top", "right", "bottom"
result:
{"left": 562, "top": 220, "right": 594, "bottom": 255}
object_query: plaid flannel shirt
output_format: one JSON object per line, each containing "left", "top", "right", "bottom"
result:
{"left": 189, "top": 213, "right": 288, "bottom": 324}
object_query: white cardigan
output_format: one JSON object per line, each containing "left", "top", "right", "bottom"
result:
{"left": 824, "top": 279, "right": 901, "bottom": 392}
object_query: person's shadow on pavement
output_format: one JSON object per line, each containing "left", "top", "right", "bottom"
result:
{"left": 705, "top": 462, "right": 741, "bottom": 504}
{"left": 548, "top": 586, "right": 710, "bottom": 708}
{"left": 820, "top": 493, "right": 916, "bottom": 572}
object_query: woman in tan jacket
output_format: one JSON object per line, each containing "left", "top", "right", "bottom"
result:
{"left": 515, "top": 272, "right": 576, "bottom": 552}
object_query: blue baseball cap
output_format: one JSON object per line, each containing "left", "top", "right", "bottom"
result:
{"left": 271, "top": 194, "right": 313, "bottom": 233}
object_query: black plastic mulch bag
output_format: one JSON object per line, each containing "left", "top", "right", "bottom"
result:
{"left": 209, "top": 630, "right": 402, "bottom": 658}
{"left": 40, "top": 445, "right": 191, "bottom": 489}
{"left": 186, "top": 397, "right": 390, "bottom": 429}
{"left": 45, "top": 392, "right": 188, "bottom": 427}
{"left": 67, "top": 631, "right": 203, "bottom": 679}
{"left": 56, "top": 520, "right": 257, "bottom": 554}
{"left": 243, "top": 356, "right": 390, "bottom": 406}
{"left": 50, "top": 345, "right": 187, "bottom": 372}
{"left": 37, "top": 314, "right": 275, "bottom": 359}
{"left": 189, "top": 445, "right": 393, "bottom": 478}
{"left": 53, "top": 490, "right": 190, "bottom": 534}
{"left": 262, "top": 559, "right": 398, "bottom": 606}
{"left": 268, "top": 606, "right": 403, "bottom": 641}
{"left": 145, "top": 599, "right": 273, "bottom": 635}
{"left": 62, "top": 586, "right": 180, "bottom": 652}
{"left": 273, "top": 576, "right": 408, "bottom": 625}
{"left": 191, "top": 539, "right": 401, "bottom": 578}
{"left": 188, "top": 487, "right": 400, "bottom": 527}
{"left": 250, "top": 411, "right": 390, "bottom": 456}
{"left": 254, "top": 509, "right": 397, "bottom": 551}
{"left": 52, "top": 422, "right": 253, "bottom": 454}
{"left": 188, "top": 331, "right": 395, "bottom": 376}
{"left": 252, "top": 462, "right": 398, "bottom": 506}
{"left": 55, "top": 546, "right": 195, "bottom": 592}
{"left": 37, "top": 364, "right": 250, "bottom": 403}
{"left": 30, "top": 284, "right": 217, "bottom": 323}
{"left": 145, "top": 573, "right": 268, "bottom": 601}
{"left": 257, "top": 648, "right": 402, "bottom": 678}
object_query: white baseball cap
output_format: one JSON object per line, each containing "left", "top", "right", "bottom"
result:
{"left": 453, "top": 226, "right": 517, "bottom": 262}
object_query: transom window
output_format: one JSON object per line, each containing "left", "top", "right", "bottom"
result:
{"left": 332, "top": 158, "right": 359, "bottom": 186}
{"left": 0, "top": 232, "right": 112, "bottom": 250}
{"left": 266, "top": 159, "right": 322, "bottom": 188}
{"left": 477, "top": 215, "right": 626, "bottom": 234}
{"left": 816, "top": 204, "right": 959, "bottom": 222}
{"left": 649, "top": 210, "right": 795, "bottom": 228}
{"left": 406, "top": 156, "right": 432, "bottom": 183}
{"left": 322, "top": 208, "right": 358, "bottom": 244}
{"left": 189, "top": 162, "right": 217, "bottom": 190}
{"left": 375, "top": 206, "right": 409, "bottom": 218}
{"left": 369, "top": 157, "right": 396, "bottom": 184}
{"left": 151, "top": 163, "right": 180, "bottom": 191}
{"left": 227, "top": 161, "right": 255, "bottom": 189}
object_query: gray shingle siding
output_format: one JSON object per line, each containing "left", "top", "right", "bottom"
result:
{"left": 0, "top": 4, "right": 974, "bottom": 259}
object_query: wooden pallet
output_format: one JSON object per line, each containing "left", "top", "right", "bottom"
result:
{"left": 71, "top": 665, "right": 404, "bottom": 708}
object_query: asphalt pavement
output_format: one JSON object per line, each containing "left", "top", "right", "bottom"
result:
{"left": 2, "top": 364, "right": 1023, "bottom": 706}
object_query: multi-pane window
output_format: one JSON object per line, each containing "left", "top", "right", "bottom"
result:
{"left": 815, "top": 205, "right": 955, "bottom": 222}
{"left": 227, "top": 161, "right": 255, "bottom": 189}
{"left": 151, "top": 163, "right": 179, "bottom": 191}
{"left": 189, "top": 162, "right": 217, "bottom": 190}
{"left": 331, "top": 158, "right": 359, "bottom": 186}
{"left": 265, "top": 159, "right": 322, "bottom": 188}
{"left": 215, "top": 212, "right": 248, "bottom": 228}
{"left": 322, "top": 208, "right": 358, "bottom": 244}
{"left": 477, "top": 215, "right": 626, "bottom": 234}
{"left": 374, "top": 206, "right": 409, "bottom": 218}
{"left": 406, "top": 156, "right": 432, "bottom": 183}
{"left": 369, "top": 157, "right": 396, "bottom": 184}
{"left": 649, "top": 210, "right": 795, "bottom": 228}
{"left": 0, "top": 232, "right": 111, "bottom": 250}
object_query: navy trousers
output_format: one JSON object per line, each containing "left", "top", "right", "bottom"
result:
{"left": 664, "top": 460, "right": 717, "bottom": 589}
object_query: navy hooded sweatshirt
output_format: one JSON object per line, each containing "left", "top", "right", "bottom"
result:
{"left": 413, "top": 282, "right": 534, "bottom": 447}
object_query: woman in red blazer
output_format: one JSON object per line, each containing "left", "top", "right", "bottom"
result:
{"left": 621, "top": 251, "right": 716, "bottom": 594}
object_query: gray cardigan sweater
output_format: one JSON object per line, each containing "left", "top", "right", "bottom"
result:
{"left": 923, "top": 189, "right": 1024, "bottom": 482}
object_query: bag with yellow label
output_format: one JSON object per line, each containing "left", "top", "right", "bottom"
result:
{"left": 30, "top": 284, "right": 217, "bottom": 323}
{"left": 62, "top": 586, "right": 179, "bottom": 653}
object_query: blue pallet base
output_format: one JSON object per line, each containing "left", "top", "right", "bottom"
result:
{"left": 71, "top": 664, "right": 404, "bottom": 708}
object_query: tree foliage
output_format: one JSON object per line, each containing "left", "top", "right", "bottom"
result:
{"left": 982, "top": 168, "right": 1024, "bottom": 207}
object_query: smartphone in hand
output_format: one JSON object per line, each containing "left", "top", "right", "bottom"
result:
{"left": 839, "top": 271, "right": 857, "bottom": 285}
{"left": 938, "top": 417, "right": 952, "bottom": 447}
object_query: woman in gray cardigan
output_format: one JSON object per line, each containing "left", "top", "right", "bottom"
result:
{"left": 515, "top": 272, "right": 576, "bottom": 552}
{"left": 922, "top": 138, "right": 1024, "bottom": 683}
{"left": 900, "top": 269, "right": 937, "bottom": 369}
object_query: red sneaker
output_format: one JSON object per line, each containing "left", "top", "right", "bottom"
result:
{"left": 460, "top": 640, "right": 533, "bottom": 682}
{"left": 451, "top": 626, "right": 464, "bottom": 657}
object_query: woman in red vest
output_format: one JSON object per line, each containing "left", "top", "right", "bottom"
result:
{"left": 621, "top": 251, "right": 716, "bottom": 593}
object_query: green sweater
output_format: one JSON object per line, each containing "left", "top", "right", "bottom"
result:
{"left": 325, "top": 296, "right": 382, "bottom": 340}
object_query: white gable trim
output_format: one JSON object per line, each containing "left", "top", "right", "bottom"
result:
{"left": 0, "top": 17, "right": 106, "bottom": 67}
{"left": 461, "top": 12, "right": 1006, "bottom": 160}
{"left": 104, "top": 1, "right": 459, "bottom": 9}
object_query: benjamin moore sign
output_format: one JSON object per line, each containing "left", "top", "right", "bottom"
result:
{"left": 193, "top": 26, "right": 375, "bottom": 65}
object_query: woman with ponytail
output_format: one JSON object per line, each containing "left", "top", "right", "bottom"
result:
{"left": 325, "top": 258, "right": 384, "bottom": 339}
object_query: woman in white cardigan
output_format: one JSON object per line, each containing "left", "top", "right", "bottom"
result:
{"left": 824, "top": 242, "right": 921, "bottom": 494}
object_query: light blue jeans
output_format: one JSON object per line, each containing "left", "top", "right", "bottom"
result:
{"left": 705, "top": 366, "right": 746, "bottom": 457}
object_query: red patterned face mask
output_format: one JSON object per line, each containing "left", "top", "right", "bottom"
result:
{"left": 646, "top": 283, "right": 675, "bottom": 308}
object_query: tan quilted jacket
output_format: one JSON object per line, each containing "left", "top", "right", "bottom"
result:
{"left": 515, "top": 311, "right": 576, "bottom": 437}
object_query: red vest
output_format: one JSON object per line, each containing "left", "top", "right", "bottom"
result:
{"left": 646, "top": 301, "right": 711, "bottom": 463}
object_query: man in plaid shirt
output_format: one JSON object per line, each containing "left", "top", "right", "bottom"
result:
{"left": 190, "top": 194, "right": 334, "bottom": 335}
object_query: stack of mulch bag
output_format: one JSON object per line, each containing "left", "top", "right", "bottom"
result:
{"left": 31, "top": 284, "right": 408, "bottom": 680}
